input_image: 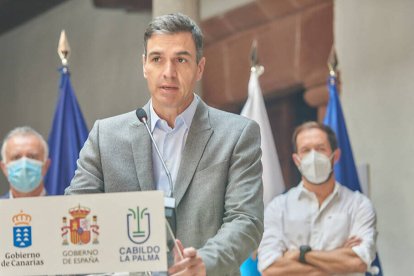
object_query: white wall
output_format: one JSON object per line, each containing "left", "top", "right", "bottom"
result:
{"left": 335, "top": 0, "right": 414, "bottom": 274}
{"left": 0, "top": 1, "right": 152, "bottom": 193}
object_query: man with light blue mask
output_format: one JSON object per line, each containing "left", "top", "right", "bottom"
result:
{"left": 258, "top": 121, "right": 378, "bottom": 276}
{"left": 0, "top": 126, "right": 50, "bottom": 199}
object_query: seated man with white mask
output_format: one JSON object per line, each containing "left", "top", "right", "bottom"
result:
{"left": 258, "top": 122, "right": 377, "bottom": 276}
{"left": 0, "top": 126, "right": 50, "bottom": 199}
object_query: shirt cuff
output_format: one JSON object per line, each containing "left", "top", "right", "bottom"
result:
{"left": 352, "top": 244, "right": 374, "bottom": 267}
{"left": 258, "top": 252, "right": 281, "bottom": 272}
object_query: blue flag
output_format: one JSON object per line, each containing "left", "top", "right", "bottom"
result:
{"left": 240, "top": 254, "right": 260, "bottom": 276}
{"left": 323, "top": 75, "right": 383, "bottom": 276}
{"left": 323, "top": 75, "right": 361, "bottom": 192}
{"left": 44, "top": 66, "right": 88, "bottom": 195}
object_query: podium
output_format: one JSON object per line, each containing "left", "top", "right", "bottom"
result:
{"left": 0, "top": 191, "right": 170, "bottom": 275}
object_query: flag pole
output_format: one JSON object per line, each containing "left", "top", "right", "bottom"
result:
{"left": 250, "top": 39, "right": 264, "bottom": 76}
{"left": 327, "top": 45, "right": 338, "bottom": 77}
{"left": 324, "top": 44, "right": 382, "bottom": 276}
{"left": 45, "top": 30, "right": 89, "bottom": 195}
{"left": 241, "top": 39, "right": 286, "bottom": 275}
{"left": 57, "top": 30, "right": 70, "bottom": 69}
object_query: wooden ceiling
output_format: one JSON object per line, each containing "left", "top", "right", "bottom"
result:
{"left": 93, "top": 0, "right": 151, "bottom": 12}
{"left": 0, "top": 0, "right": 151, "bottom": 36}
{"left": 0, "top": 0, "right": 68, "bottom": 36}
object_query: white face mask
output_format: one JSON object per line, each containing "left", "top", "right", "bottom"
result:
{"left": 298, "top": 149, "right": 333, "bottom": 185}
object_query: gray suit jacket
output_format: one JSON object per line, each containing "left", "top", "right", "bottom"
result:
{"left": 66, "top": 99, "right": 264, "bottom": 275}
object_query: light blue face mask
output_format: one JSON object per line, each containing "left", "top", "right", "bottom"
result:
{"left": 6, "top": 157, "right": 43, "bottom": 193}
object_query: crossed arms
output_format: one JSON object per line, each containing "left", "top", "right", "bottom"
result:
{"left": 258, "top": 192, "right": 377, "bottom": 276}
{"left": 262, "top": 237, "right": 367, "bottom": 276}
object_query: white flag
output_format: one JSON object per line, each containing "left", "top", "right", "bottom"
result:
{"left": 241, "top": 69, "right": 285, "bottom": 207}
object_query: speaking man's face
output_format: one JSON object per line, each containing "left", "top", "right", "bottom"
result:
{"left": 143, "top": 32, "right": 205, "bottom": 118}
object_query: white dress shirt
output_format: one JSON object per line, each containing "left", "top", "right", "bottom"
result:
{"left": 150, "top": 95, "right": 199, "bottom": 197}
{"left": 258, "top": 182, "right": 377, "bottom": 276}
{"left": 114, "top": 96, "right": 198, "bottom": 276}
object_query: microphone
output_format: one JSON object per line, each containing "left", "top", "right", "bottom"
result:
{"left": 136, "top": 108, "right": 177, "bottom": 240}
{"left": 136, "top": 108, "right": 174, "bottom": 198}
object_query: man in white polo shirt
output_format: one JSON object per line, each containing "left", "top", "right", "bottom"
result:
{"left": 258, "top": 122, "right": 377, "bottom": 276}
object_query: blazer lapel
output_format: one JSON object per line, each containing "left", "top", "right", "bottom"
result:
{"left": 174, "top": 100, "right": 213, "bottom": 206}
{"left": 129, "top": 104, "right": 155, "bottom": 191}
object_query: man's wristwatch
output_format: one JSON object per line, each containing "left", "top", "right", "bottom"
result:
{"left": 299, "top": 245, "right": 312, "bottom": 263}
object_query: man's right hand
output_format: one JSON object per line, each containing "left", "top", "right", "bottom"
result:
{"left": 168, "top": 239, "right": 206, "bottom": 276}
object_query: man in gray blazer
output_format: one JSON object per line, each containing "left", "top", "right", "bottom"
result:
{"left": 65, "top": 13, "right": 263, "bottom": 276}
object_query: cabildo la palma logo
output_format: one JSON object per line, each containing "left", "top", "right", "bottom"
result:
{"left": 60, "top": 204, "right": 100, "bottom": 265}
{"left": 127, "top": 207, "right": 151, "bottom": 244}
{"left": 119, "top": 206, "right": 160, "bottom": 263}
{"left": 13, "top": 210, "right": 32, "bottom": 248}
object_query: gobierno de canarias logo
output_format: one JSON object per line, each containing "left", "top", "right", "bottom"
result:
{"left": 12, "top": 210, "right": 32, "bottom": 248}
{"left": 61, "top": 204, "right": 99, "bottom": 245}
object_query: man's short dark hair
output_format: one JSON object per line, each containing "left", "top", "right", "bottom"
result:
{"left": 143, "top": 13, "right": 204, "bottom": 63}
{"left": 292, "top": 121, "right": 338, "bottom": 152}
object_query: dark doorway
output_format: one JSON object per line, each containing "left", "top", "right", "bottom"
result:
{"left": 265, "top": 86, "right": 317, "bottom": 191}
{"left": 220, "top": 85, "right": 317, "bottom": 192}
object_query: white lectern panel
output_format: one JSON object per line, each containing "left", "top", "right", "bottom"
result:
{"left": 0, "top": 191, "right": 167, "bottom": 275}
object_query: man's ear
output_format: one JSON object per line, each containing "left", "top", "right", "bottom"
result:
{"left": 196, "top": 57, "right": 206, "bottom": 81}
{"left": 42, "top": 159, "right": 51, "bottom": 177}
{"left": 333, "top": 148, "right": 341, "bottom": 163}
{"left": 292, "top": 153, "right": 301, "bottom": 167}
{"left": 142, "top": 54, "right": 147, "bottom": 79}
{"left": 0, "top": 161, "right": 7, "bottom": 178}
